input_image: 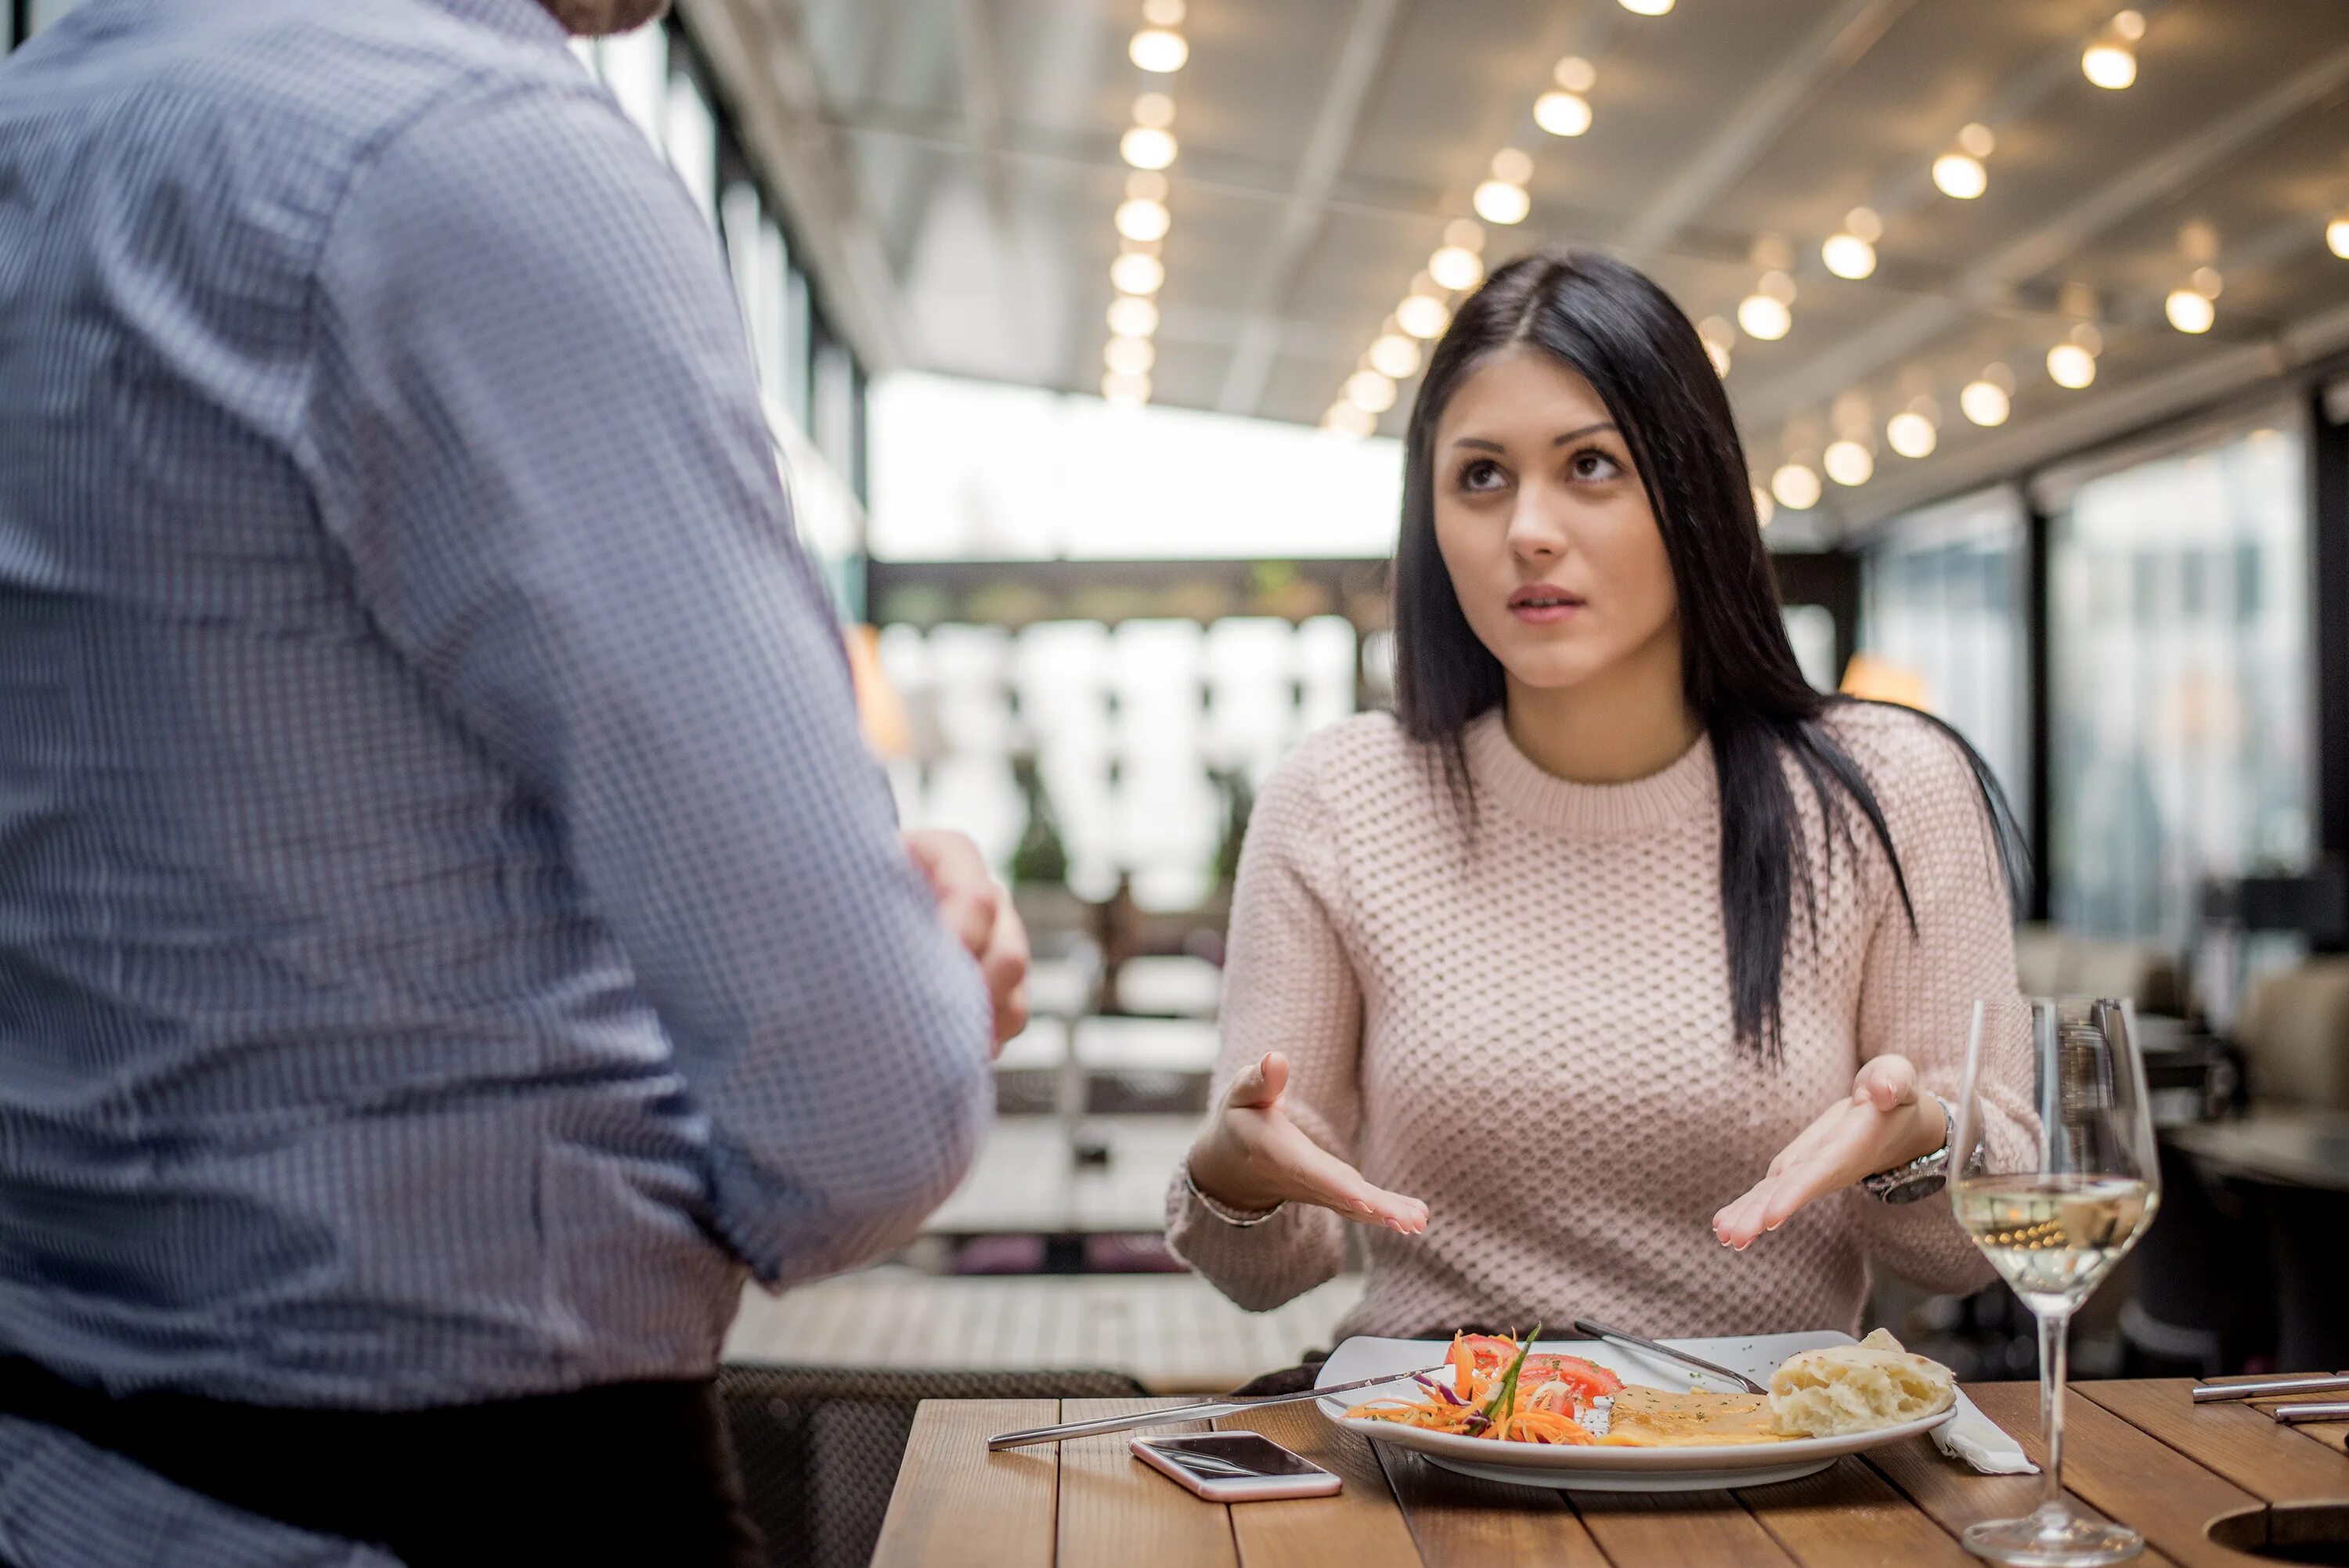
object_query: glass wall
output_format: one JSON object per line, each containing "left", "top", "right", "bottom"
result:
{"left": 2046, "top": 418, "right": 2312, "bottom": 945}
{"left": 1858, "top": 486, "right": 2031, "bottom": 819}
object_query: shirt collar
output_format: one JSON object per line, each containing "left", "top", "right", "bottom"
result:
{"left": 417, "top": 0, "right": 574, "bottom": 49}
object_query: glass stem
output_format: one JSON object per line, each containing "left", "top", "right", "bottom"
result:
{"left": 2037, "top": 1303, "right": 2072, "bottom": 1517}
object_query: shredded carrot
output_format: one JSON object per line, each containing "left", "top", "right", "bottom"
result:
{"left": 1345, "top": 1328, "right": 1604, "bottom": 1445}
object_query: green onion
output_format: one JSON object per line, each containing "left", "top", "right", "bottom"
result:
{"left": 1480, "top": 1323, "right": 1543, "bottom": 1426}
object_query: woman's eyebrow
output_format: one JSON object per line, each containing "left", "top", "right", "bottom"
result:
{"left": 1551, "top": 421, "right": 1618, "bottom": 446}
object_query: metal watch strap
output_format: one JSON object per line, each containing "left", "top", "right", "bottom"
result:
{"left": 1861, "top": 1094, "right": 1969, "bottom": 1205}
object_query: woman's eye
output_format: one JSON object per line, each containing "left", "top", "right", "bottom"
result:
{"left": 1569, "top": 449, "right": 1623, "bottom": 481}
{"left": 1460, "top": 459, "right": 1507, "bottom": 491}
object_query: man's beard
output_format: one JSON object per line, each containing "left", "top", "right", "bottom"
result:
{"left": 539, "top": 0, "right": 672, "bottom": 36}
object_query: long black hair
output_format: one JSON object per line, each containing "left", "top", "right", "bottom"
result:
{"left": 1391, "top": 249, "right": 2026, "bottom": 1063}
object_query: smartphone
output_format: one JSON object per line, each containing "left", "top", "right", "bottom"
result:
{"left": 1129, "top": 1433, "right": 1344, "bottom": 1501}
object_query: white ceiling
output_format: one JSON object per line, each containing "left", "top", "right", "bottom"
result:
{"left": 699, "top": 0, "right": 2349, "bottom": 535}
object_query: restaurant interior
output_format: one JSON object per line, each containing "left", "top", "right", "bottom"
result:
{"left": 11, "top": 0, "right": 2348, "bottom": 1563}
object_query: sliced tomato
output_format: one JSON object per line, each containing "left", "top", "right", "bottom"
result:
{"left": 1517, "top": 1354, "right": 1624, "bottom": 1402}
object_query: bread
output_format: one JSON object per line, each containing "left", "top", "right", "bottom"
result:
{"left": 1767, "top": 1328, "right": 1955, "bottom": 1437}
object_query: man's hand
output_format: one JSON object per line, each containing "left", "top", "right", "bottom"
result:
{"left": 903, "top": 829, "right": 1029, "bottom": 1054}
{"left": 1712, "top": 1054, "right": 1947, "bottom": 1249}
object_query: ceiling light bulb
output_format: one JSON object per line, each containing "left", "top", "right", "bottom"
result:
{"left": 1369, "top": 333, "right": 1423, "bottom": 380}
{"left": 2329, "top": 216, "right": 2349, "bottom": 259}
{"left": 1113, "top": 197, "right": 1171, "bottom": 242}
{"left": 1102, "top": 371, "right": 1151, "bottom": 406}
{"left": 2190, "top": 265, "right": 2223, "bottom": 299}
{"left": 1845, "top": 206, "right": 1884, "bottom": 243}
{"left": 2164, "top": 287, "right": 2214, "bottom": 333}
{"left": 1752, "top": 483, "right": 1776, "bottom": 528}
{"left": 1106, "top": 295, "right": 1160, "bottom": 337}
{"left": 1105, "top": 335, "right": 1156, "bottom": 376}
{"left": 1490, "top": 148, "right": 1535, "bottom": 186}
{"left": 1958, "top": 379, "right": 2010, "bottom": 427}
{"left": 1142, "top": 0, "right": 1185, "bottom": 26}
{"left": 1131, "top": 92, "right": 1175, "bottom": 130}
{"left": 1395, "top": 294, "right": 1451, "bottom": 339}
{"left": 1705, "top": 340, "right": 1731, "bottom": 377}
{"left": 1770, "top": 463, "right": 1821, "bottom": 511}
{"left": 1324, "top": 401, "right": 1376, "bottom": 438}
{"left": 1554, "top": 55, "right": 1597, "bottom": 92}
{"left": 1472, "top": 179, "right": 1530, "bottom": 225}
{"left": 1758, "top": 269, "right": 1798, "bottom": 305}
{"left": 1932, "top": 152, "right": 1987, "bottom": 200}
{"left": 1885, "top": 412, "right": 1937, "bottom": 459}
{"left": 1618, "top": 0, "right": 1673, "bottom": 14}
{"left": 1958, "top": 121, "right": 1996, "bottom": 158}
{"left": 1110, "top": 251, "right": 1165, "bottom": 295}
{"left": 1344, "top": 369, "right": 1398, "bottom": 414}
{"left": 1821, "top": 232, "right": 1878, "bottom": 280}
{"left": 1737, "top": 293, "right": 1792, "bottom": 341}
{"left": 2113, "top": 8, "right": 2145, "bottom": 40}
{"left": 2047, "top": 342, "right": 2097, "bottom": 389}
{"left": 1129, "top": 27, "right": 1189, "bottom": 73}
{"left": 2082, "top": 43, "right": 2135, "bottom": 89}
{"left": 1824, "top": 439, "right": 1875, "bottom": 486}
{"left": 1429, "top": 244, "right": 1485, "bottom": 291}
{"left": 2067, "top": 320, "right": 2104, "bottom": 354}
{"left": 1697, "top": 315, "right": 1736, "bottom": 351}
{"left": 1534, "top": 91, "right": 1593, "bottom": 137}
{"left": 1120, "top": 126, "right": 1178, "bottom": 170}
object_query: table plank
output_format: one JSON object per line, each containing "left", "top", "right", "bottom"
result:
{"left": 1214, "top": 1400, "right": 1423, "bottom": 1568}
{"left": 1864, "top": 1394, "right": 2179, "bottom": 1566}
{"left": 1058, "top": 1397, "right": 1239, "bottom": 1568}
{"left": 1736, "top": 1454, "right": 1976, "bottom": 1567}
{"left": 2075, "top": 1379, "right": 2349, "bottom": 1505}
{"left": 1568, "top": 1487, "right": 1799, "bottom": 1568}
{"left": 871, "top": 1399, "right": 1058, "bottom": 1568}
{"left": 1965, "top": 1382, "right": 2261, "bottom": 1568}
{"left": 1369, "top": 1445, "right": 1607, "bottom": 1568}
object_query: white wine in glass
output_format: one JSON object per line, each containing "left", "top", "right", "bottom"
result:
{"left": 1950, "top": 997, "right": 2161, "bottom": 1566}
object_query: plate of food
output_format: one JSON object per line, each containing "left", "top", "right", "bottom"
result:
{"left": 1317, "top": 1327, "right": 1964, "bottom": 1491}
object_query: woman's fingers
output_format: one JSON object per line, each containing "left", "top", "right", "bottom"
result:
{"left": 1226, "top": 1051, "right": 1289, "bottom": 1111}
{"left": 1856, "top": 1053, "right": 1918, "bottom": 1112}
{"left": 1231, "top": 1095, "right": 1428, "bottom": 1233}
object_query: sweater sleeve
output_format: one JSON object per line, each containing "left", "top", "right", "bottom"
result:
{"left": 1164, "top": 737, "right": 1362, "bottom": 1312}
{"left": 1843, "top": 711, "right": 2032, "bottom": 1295}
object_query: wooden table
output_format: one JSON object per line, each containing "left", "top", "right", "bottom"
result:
{"left": 723, "top": 1268, "right": 1362, "bottom": 1393}
{"left": 871, "top": 1379, "right": 2349, "bottom": 1566}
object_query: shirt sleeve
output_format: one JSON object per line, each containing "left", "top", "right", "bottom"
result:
{"left": 1164, "top": 738, "right": 1359, "bottom": 1311}
{"left": 301, "top": 77, "right": 992, "bottom": 1289}
{"left": 1845, "top": 712, "right": 2032, "bottom": 1294}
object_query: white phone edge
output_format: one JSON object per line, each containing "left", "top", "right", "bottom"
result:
{"left": 1128, "top": 1436, "right": 1344, "bottom": 1501}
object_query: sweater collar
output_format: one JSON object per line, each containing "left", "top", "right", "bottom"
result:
{"left": 1463, "top": 708, "right": 1716, "bottom": 838}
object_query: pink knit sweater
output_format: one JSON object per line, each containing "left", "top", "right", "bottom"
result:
{"left": 1166, "top": 702, "right": 2026, "bottom": 1343}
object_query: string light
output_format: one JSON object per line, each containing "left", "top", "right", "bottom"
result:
{"left": 1104, "top": 336, "right": 1156, "bottom": 376}
{"left": 1110, "top": 251, "right": 1164, "bottom": 295}
{"left": 2047, "top": 342, "right": 2097, "bottom": 389}
{"left": 1129, "top": 27, "right": 1189, "bottom": 72}
{"left": 1369, "top": 333, "right": 1423, "bottom": 379}
{"left": 1323, "top": 401, "right": 1377, "bottom": 438}
{"left": 2165, "top": 287, "right": 2214, "bottom": 333}
{"left": 1107, "top": 295, "right": 1160, "bottom": 337}
{"left": 1141, "top": 0, "right": 1184, "bottom": 24}
{"left": 1886, "top": 410, "right": 1937, "bottom": 459}
{"left": 1618, "top": 0, "right": 1672, "bottom": 14}
{"left": 1114, "top": 198, "right": 1170, "bottom": 242}
{"left": 1752, "top": 484, "right": 1776, "bottom": 528}
{"left": 1824, "top": 438, "right": 1875, "bottom": 487}
{"left": 1553, "top": 56, "right": 1597, "bottom": 92}
{"left": 1771, "top": 463, "right": 1822, "bottom": 510}
{"left": 1960, "top": 373, "right": 2012, "bottom": 427}
{"left": 1344, "top": 369, "right": 1398, "bottom": 414}
{"left": 1535, "top": 92, "right": 1592, "bottom": 137}
{"left": 1120, "top": 126, "right": 1178, "bottom": 170}
{"left": 1473, "top": 180, "right": 1530, "bottom": 225}
{"left": 1822, "top": 232, "right": 1877, "bottom": 280}
{"left": 2329, "top": 215, "right": 2349, "bottom": 259}
{"left": 1395, "top": 294, "right": 1450, "bottom": 339}
{"left": 1429, "top": 244, "right": 1485, "bottom": 291}
{"left": 1958, "top": 121, "right": 1996, "bottom": 158}
{"left": 1737, "top": 268, "right": 1796, "bottom": 344}
{"left": 1933, "top": 151, "right": 1987, "bottom": 200}
{"left": 1697, "top": 315, "right": 1735, "bottom": 379}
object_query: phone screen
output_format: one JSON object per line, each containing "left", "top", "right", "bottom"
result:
{"left": 1139, "top": 1433, "right": 1327, "bottom": 1481}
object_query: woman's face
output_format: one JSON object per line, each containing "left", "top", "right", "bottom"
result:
{"left": 1429, "top": 346, "right": 1680, "bottom": 694}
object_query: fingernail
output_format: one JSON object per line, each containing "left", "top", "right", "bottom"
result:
{"left": 1351, "top": 1200, "right": 1373, "bottom": 1214}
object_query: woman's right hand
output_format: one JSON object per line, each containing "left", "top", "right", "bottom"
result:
{"left": 1184, "top": 1052, "right": 1429, "bottom": 1234}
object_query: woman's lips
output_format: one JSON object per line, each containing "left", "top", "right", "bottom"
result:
{"left": 1507, "top": 585, "right": 1586, "bottom": 625}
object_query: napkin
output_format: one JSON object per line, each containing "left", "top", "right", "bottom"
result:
{"left": 1932, "top": 1395, "right": 2037, "bottom": 1475}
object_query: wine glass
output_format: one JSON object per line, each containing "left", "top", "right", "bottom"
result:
{"left": 1950, "top": 996, "right": 2163, "bottom": 1567}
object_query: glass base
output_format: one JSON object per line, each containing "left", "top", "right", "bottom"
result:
{"left": 1962, "top": 1507, "right": 2145, "bottom": 1566}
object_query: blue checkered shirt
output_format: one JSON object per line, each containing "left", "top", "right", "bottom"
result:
{"left": 0, "top": 0, "right": 994, "bottom": 1558}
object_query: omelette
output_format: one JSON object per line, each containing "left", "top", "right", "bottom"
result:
{"left": 1597, "top": 1385, "right": 1789, "bottom": 1447}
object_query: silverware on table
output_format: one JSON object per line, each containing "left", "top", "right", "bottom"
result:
{"left": 2269, "top": 1401, "right": 2349, "bottom": 1425}
{"left": 984, "top": 1365, "right": 1447, "bottom": 1451}
{"left": 2190, "top": 1374, "right": 2349, "bottom": 1403}
{"left": 1571, "top": 1317, "right": 1769, "bottom": 1396}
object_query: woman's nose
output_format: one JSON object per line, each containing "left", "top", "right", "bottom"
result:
{"left": 1506, "top": 493, "right": 1568, "bottom": 560}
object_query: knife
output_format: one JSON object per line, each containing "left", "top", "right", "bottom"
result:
{"left": 985, "top": 1365, "right": 1447, "bottom": 1451}
{"left": 1571, "top": 1317, "right": 1770, "bottom": 1395}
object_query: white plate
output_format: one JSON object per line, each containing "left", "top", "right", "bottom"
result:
{"left": 1315, "top": 1331, "right": 1962, "bottom": 1491}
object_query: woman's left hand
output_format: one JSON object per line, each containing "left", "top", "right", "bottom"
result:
{"left": 1712, "top": 1054, "right": 1947, "bottom": 1250}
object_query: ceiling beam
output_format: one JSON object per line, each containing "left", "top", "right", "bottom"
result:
{"left": 679, "top": 0, "right": 911, "bottom": 369}
{"left": 1616, "top": 0, "right": 1919, "bottom": 263}
{"left": 1211, "top": 0, "right": 1407, "bottom": 416}
{"left": 1736, "top": 37, "right": 2349, "bottom": 431}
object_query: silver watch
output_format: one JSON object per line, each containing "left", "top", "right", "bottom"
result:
{"left": 1860, "top": 1094, "right": 1976, "bottom": 1205}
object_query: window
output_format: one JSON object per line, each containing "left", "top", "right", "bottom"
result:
{"left": 2046, "top": 419, "right": 2311, "bottom": 943}
{"left": 1859, "top": 486, "right": 2030, "bottom": 821}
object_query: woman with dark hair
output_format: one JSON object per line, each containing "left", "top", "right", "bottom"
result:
{"left": 1167, "top": 250, "right": 2033, "bottom": 1342}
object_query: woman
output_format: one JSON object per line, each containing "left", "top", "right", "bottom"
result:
{"left": 1167, "top": 251, "right": 2031, "bottom": 1343}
